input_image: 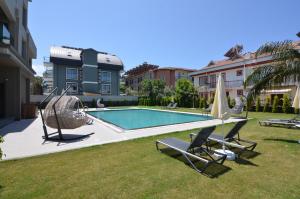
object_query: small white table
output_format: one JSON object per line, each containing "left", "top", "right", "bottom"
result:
{"left": 214, "top": 149, "right": 236, "bottom": 161}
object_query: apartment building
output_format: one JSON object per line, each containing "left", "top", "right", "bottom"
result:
{"left": 152, "top": 67, "right": 196, "bottom": 87}
{"left": 190, "top": 43, "right": 300, "bottom": 101}
{"left": 0, "top": 0, "right": 37, "bottom": 120}
{"left": 125, "top": 63, "right": 196, "bottom": 91}
{"left": 44, "top": 46, "right": 124, "bottom": 96}
{"left": 42, "top": 61, "right": 53, "bottom": 94}
{"left": 125, "top": 62, "right": 159, "bottom": 91}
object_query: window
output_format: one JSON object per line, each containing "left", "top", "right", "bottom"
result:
{"left": 237, "top": 89, "right": 243, "bottom": 96}
{"left": 236, "top": 70, "right": 243, "bottom": 76}
{"left": 221, "top": 72, "right": 226, "bottom": 81}
{"left": 138, "top": 77, "right": 143, "bottom": 83}
{"left": 66, "top": 68, "right": 78, "bottom": 80}
{"left": 66, "top": 82, "right": 78, "bottom": 94}
{"left": 100, "top": 71, "right": 111, "bottom": 83}
{"left": 101, "top": 84, "right": 111, "bottom": 94}
{"left": 199, "top": 76, "right": 208, "bottom": 85}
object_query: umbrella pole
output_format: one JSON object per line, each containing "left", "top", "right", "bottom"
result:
{"left": 222, "top": 119, "right": 226, "bottom": 151}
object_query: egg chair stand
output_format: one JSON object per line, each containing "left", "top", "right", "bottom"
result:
{"left": 39, "top": 87, "right": 94, "bottom": 141}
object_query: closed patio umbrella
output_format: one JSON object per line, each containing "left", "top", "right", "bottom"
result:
{"left": 292, "top": 86, "right": 300, "bottom": 110}
{"left": 211, "top": 73, "right": 235, "bottom": 160}
{"left": 292, "top": 85, "right": 300, "bottom": 144}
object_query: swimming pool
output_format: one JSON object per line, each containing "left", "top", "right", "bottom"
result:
{"left": 87, "top": 109, "right": 212, "bottom": 130}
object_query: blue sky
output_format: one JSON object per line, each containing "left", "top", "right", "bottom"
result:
{"left": 29, "top": 0, "right": 300, "bottom": 76}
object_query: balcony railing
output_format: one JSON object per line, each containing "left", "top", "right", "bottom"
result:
{"left": 1, "top": 23, "right": 11, "bottom": 45}
{"left": 199, "top": 80, "right": 244, "bottom": 89}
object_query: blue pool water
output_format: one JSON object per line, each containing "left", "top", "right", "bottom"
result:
{"left": 87, "top": 109, "right": 212, "bottom": 130}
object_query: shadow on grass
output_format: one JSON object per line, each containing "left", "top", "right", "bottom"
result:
{"left": 264, "top": 138, "right": 299, "bottom": 144}
{"left": 234, "top": 157, "right": 258, "bottom": 166}
{"left": 159, "top": 148, "right": 231, "bottom": 178}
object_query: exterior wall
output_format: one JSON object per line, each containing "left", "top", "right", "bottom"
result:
{"left": 192, "top": 57, "right": 298, "bottom": 101}
{"left": 126, "top": 71, "right": 151, "bottom": 91}
{"left": 100, "top": 69, "right": 120, "bottom": 95}
{"left": 81, "top": 49, "right": 99, "bottom": 93}
{"left": 175, "top": 70, "right": 189, "bottom": 80}
{"left": 153, "top": 69, "right": 193, "bottom": 87}
{"left": 49, "top": 47, "right": 123, "bottom": 96}
{"left": 53, "top": 64, "right": 121, "bottom": 96}
{"left": 153, "top": 70, "right": 174, "bottom": 87}
{"left": 0, "top": 0, "right": 36, "bottom": 120}
{"left": 1, "top": 0, "right": 36, "bottom": 69}
{"left": 194, "top": 66, "right": 249, "bottom": 99}
{"left": 0, "top": 67, "right": 22, "bottom": 119}
{"left": 53, "top": 64, "right": 81, "bottom": 94}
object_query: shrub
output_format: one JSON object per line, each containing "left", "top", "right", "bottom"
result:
{"left": 175, "top": 79, "right": 195, "bottom": 108}
{"left": 282, "top": 94, "right": 291, "bottom": 114}
{"left": 0, "top": 135, "right": 3, "bottom": 160}
{"left": 202, "top": 98, "right": 207, "bottom": 108}
{"left": 198, "top": 97, "right": 207, "bottom": 109}
{"left": 255, "top": 97, "right": 261, "bottom": 112}
{"left": 230, "top": 98, "right": 236, "bottom": 108}
{"left": 199, "top": 98, "right": 203, "bottom": 108}
{"left": 263, "top": 97, "right": 271, "bottom": 112}
{"left": 227, "top": 96, "right": 231, "bottom": 108}
{"left": 272, "top": 96, "right": 279, "bottom": 113}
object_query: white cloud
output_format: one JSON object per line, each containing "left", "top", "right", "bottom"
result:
{"left": 32, "top": 64, "right": 45, "bottom": 77}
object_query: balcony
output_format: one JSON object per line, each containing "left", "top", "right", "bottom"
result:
{"left": 199, "top": 80, "right": 244, "bottom": 89}
{"left": 175, "top": 74, "right": 188, "bottom": 80}
{"left": 0, "top": 23, "right": 11, "bottom": 45}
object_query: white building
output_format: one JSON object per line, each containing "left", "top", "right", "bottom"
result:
{"left": 190, "top": 42, "right": 300, "bottom": 102}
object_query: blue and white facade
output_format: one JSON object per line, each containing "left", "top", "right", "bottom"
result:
{"left": 45, "top": 46, "right": 124, "bottom": 95}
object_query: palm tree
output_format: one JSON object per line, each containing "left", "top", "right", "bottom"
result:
{"left": 244, "top": 38, "right": 300, "bottom": 101}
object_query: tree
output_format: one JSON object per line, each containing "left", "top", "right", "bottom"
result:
{"left": 245, "top": 39, "right": 300, "bottom": 101}
{"left": 163, "top": 86, "right": 175, "bottom": 97}
{"left": 227, "top": 95, "right": 231, "bottom": 108}
{"left": 31, "top": 76, "right": 43, "bottom": 95}
{"left": 175, "top": 79, "right": 196, "bottom": 107}
{"left": 255, "top": 97, "right": 261, "bottom": 112}
{"left": 263, "top": 97, "right": 271, "bottom": 112}
{"left": 282, "top": 94, "right": 291, "bottom": 113}
{"left": 125, "top": 87, "right": 138, "bottom": 96}
{"left": 272, "top": 96, "right": 279, "bottom": 113}
{"left": 120, "top": 84, "right": 126, "bottom": 94}
{"left": 141, "top": 79, "right": 165, "bottom": 105}
{"left": 199, "top": 97, "right": 205, "bottom": 108}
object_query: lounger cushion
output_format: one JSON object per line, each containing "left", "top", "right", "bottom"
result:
{"left": 158, "top": 137, "right": 190, "bottom": 151}
{"left": 209, "top": 133, "right": 225, "bottom": 141}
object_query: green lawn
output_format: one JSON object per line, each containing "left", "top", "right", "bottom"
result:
{"left": 0, "top": 109, "right": 300, "bottom": 199}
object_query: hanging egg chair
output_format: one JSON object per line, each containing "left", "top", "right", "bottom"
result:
{"left": 43, "top": 95, "right": 88, "bottom": 129}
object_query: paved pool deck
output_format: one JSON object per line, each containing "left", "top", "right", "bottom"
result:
{"left": 0, "top": 108, "right": 244, "bottom": 160}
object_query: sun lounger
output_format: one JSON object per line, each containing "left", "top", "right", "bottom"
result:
{"left": 190, "top": 121, "right": 257, "bottom": 155}
{"left": 203, "top": 104, "right": 212, "bottom": 114}
{"left": 258, "top": 118, "right": 300, "bottom": 128}
{"left": 156, "top": 126, "right": 227, "bottom": 173}
{"left": 169, "top": 103, "right": 177, "bottom": 109}
{"left": 165, "top": 103, "right": 173, "bottom": 108}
